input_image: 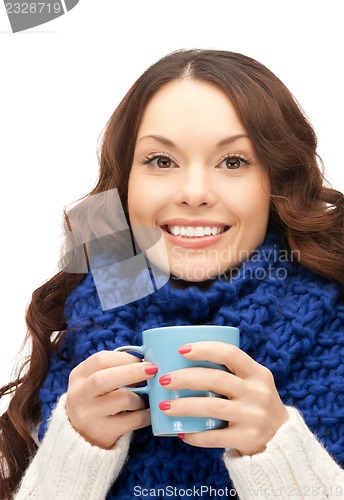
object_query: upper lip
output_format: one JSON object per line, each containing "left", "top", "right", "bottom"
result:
{"left": 160, "top": 219, "right": 229, "bottom": 228}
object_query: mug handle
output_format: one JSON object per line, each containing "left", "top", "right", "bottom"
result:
{"left": 114, "top": 345, "right": 148, "bottom": 394}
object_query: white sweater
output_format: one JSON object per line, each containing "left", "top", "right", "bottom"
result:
{"left": 14, "top": 394, "right": 344, "bottom": 500}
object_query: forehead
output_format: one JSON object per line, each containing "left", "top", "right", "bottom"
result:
{"left": 137, "top": 79, "right": 247, "bottom": 139}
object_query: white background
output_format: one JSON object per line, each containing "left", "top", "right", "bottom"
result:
{"left": 0, "top": 0, "right": 343, "bottom": 412}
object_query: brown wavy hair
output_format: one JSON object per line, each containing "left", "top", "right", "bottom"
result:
{"left": 1, "top": 49, "right": 343, "bottom": 498}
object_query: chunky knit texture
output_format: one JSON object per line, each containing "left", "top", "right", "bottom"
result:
{"left": 38, "top": 233, "right": 344, "bottom": 499}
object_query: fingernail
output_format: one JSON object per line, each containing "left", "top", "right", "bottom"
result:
{"left": 159, "top": 374, "right": 172, "bottom": 386}
{"left": 178, "top": 344, "right": 192, "bottom": 354}
{"left": 144, "top": 364, "right": 158, "bottom": 375}
{"left": 159, "top": 400, "right": 171, "bottom": 411}
{"left": 178, "top": 433, "right": 185, "bottom": 439}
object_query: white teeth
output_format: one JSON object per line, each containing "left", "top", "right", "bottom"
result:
{"left": 195, "top": 226, "right": 205, "bottom": 236}
{"left": 167, "top": 225, "right": 226, "bottom": 237}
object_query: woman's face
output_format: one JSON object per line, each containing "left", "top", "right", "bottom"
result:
{"left": 128, "top": 79, "right": 270, "bottom": 282}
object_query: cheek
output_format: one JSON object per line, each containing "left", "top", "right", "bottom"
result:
{"left": 127, "top": 175, "right": 141, "bottom": 225}
{"left": 128, "top": 173, "right": 167, "bottom": 225}
{"left": 234, "top": 178, "right": 270, "bottom": 221}
{"left": 224, "top": 190, "right": 270, "bottom": 222}
{"left": 244, "top": 196, "right": 270, "bottom": 220}
{"left": 128, "top": 172, "right": 151, "bottom": 220}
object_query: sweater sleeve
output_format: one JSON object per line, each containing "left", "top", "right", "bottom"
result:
{"left": 14, "top": 394, "right": 130, "bottom": 499}
{"left": 223, "top": 406, "right": 344, "bottom": 499}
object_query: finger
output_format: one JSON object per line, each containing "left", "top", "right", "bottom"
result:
{"left": 180, "top": 426, "right": 238, "bottom": 449}
{"left": 86, "top": 362, "right": 157, "bottom": 397}
{"left": 72, "top": 350, "right": 142, "bottom": 378}
{"left": 178, "top": 342, "right": 262, "bottom": 379}
{"left": 96, "top": 389, "right": 147, "bottom": 417}
{"left": 159, "top": 396, "right": 241, "bottom": 423}
{"left": 108, "top": 408, "right": 151, "bottom": 433}
{"left": 159, "top": 367, "right": 243, "bottom": 398}
{"left": 181, "top": 424, "right": 267, "bottom": 455}
{"left": 92, "top": 409, "right": 151, "bottom": 448}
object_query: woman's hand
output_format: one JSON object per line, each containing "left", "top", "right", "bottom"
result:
{"left": 158, "top": 342, "right": 289, "bottom": 456}
{"left": 66, "top": 350, "right": 157, "bottom": 449}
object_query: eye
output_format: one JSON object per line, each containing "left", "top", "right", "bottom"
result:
{"left": 143, "top": 154, "right": 177, "bottom": 169}
{"left": 218, "top": 155, "right": 249, "bottom": 170}
{"left": 154, "top": 156, "right": 174, "bottom": 169}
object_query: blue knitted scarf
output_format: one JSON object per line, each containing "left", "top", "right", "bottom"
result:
{"left": 38, "top": 233, "right": 344, "bottom": 499}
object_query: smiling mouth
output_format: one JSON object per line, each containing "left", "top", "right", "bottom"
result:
{"left": 161, "top": 225, "right": 230, "bottom": 238}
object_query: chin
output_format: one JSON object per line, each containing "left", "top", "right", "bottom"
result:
{"left": 169, "top": 266, "right": 220, "bottom": 283}
{"left": 169, "top": 274, "right": 216, "bottom": 290}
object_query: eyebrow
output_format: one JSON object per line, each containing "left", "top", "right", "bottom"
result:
{"left": 137, "top": 134, "right": 250, "bottom": 147}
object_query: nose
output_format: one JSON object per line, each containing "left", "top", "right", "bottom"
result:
{"left": 175, "top": 164, "right": 217, "bottom": 208}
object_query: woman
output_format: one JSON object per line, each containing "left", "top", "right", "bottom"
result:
{"left": 1, "top": 49, "right": 343, "bottom": 499}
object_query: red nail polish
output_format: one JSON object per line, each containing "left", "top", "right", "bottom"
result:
{"left": 178, "top": 433, "right": 185, "bottom": 439}
{"left": 144, "top": 364, "right": 158, "bottom": 375}
{"left": 178, "top": 344, "right": 192, "bottom": 354}
{"left": 159, "top": 400, "right": 171, "bottom": 411}
{"left": 159, "top": 374, "right": 172, "bottom": 386}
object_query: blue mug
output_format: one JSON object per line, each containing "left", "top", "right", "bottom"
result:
{"left": 114, "top": 325, "right": 240, "bottom": 436}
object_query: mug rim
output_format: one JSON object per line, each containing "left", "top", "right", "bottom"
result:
{"left": 143, "top": 325, "right": 239, "bottom": 335}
